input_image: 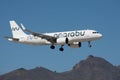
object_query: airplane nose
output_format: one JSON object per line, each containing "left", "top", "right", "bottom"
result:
{"left": 99, "top": 33, "right": 103, "bottom": 38}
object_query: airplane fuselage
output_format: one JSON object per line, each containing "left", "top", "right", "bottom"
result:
{"left": 9, "top": 29, "right": 102, "bottom": 45}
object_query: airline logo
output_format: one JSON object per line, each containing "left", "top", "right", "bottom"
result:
{"left": 54, "top": 31, "right": 85, "bottom": 38}
{"left": 12, "top": 27, "right": 19, "bottom": 31}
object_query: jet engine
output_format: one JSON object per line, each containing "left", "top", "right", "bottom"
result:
{"left": 68, "top": 42, "right": 81, "bottom": 48}
{"left": 56, "top": 37, "right": 68, "bottom": 45}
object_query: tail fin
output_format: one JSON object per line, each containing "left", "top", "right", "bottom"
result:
{"left": 10, "top": 21, "right": 27, "bottom": 38}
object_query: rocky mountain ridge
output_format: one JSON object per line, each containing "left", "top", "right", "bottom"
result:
{"left": 0, "top": 55, "right": 120, "bottom": 80}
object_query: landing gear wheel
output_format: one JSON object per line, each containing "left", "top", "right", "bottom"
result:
{"left": 89, "top": 45, "right": 92, "bottom": 48}
{"left": 50, "top": 45, "right": 55, "bottom": 49}
{"left": 59, "top": 47, "right": 64, "bottom": 51}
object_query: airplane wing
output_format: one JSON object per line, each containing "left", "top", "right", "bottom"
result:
{"left": 27, "top": 30, "right": 57, "bottom": 43}
{"left": 21, "top": 24, "right": 57, "bottom": 44}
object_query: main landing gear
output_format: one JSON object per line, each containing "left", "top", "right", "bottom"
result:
{"left": 50, "top": 45, "right": 64, "bottom": 51}
{"left": 88, "top": 41, "right": 92, "bottom": 48}
{"left": 59, "top": 45, "right": 64, "bottom": 51}
{"left": 50, "top": 45, "right": 55, "bottom": 49}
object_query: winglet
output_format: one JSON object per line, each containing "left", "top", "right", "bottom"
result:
{"left": 20, "top": 24, "right": 33, "bottom": 33}
{"left": 21, "top": 23, "right": 26, "bottom": 30}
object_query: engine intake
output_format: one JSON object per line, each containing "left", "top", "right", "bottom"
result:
{"left": 57, "top": 37, "right": 68, "bottom": 45}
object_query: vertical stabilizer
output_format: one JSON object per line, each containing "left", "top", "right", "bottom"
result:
{"left": 10, "top": 21, "right": 27, "bottom": 38}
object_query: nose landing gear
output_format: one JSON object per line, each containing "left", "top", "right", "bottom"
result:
{"left": 88, "top": 41, "right": 92, "bottom": 48}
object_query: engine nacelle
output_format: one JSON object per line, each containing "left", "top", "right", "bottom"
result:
{"left": 68, "top": 42, "right": 81, "bottom": 48}
{"left": 56, "top": 37, "right": 68, "bottom": 45}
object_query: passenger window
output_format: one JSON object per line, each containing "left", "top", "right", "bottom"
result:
{"left": 92, "top": 32, "right": 99, "bottom": 34}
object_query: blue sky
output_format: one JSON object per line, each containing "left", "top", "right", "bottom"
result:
{"left": 0, "top": 0, "right": 120, "bottom": 75}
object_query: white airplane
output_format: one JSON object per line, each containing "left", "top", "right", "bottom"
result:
{"left": 5, "top": 20, "right": 102, "bottom": 51}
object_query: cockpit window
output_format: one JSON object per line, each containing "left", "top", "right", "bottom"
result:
{"left": 92, "top": 32, "right": 99, "bottom": 34}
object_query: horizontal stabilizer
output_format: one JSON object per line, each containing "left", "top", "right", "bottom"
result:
{"left": 4, "top": 36, "right": 19, "bottom": 41}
